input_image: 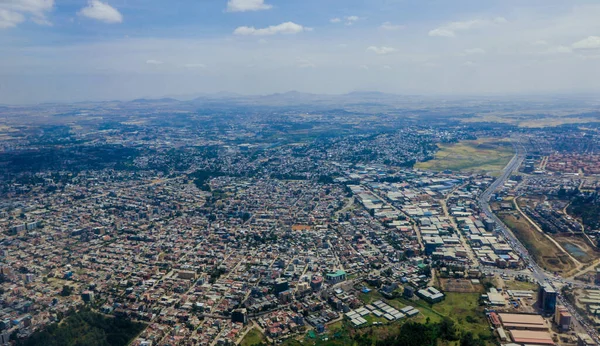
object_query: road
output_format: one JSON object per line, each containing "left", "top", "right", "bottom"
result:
{"left": 477, "top": 137, "right": 600, "bottom": 342}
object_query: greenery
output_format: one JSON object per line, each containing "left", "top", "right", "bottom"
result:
{"left": 60, "top": 285, "right": 73, "bottom": 297}
{"left": 568, "top": 192, "right": 600, "bottom": 231}
{"left": 241, "top": 328, "right": 266, "bottom": 346}
{"left": 18, "top": 310, "right": 146, "bottom": 346}
{"left": 373, "top": 319, "right": 462, "bottom": 346}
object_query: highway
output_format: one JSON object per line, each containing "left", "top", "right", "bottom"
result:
{"left": 477, "top": 137, "right": 600, "bottom": 342}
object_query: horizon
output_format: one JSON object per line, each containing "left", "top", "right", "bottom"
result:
{"left": 2, "top": 89, "right": 600, "bottom": 107}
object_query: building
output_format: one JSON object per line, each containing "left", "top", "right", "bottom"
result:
{"left": 509, "top": 330, "right": 555, "bottom": 345}
{"left": 539, "top": 284, "right": 557, "bottom": 314}
{"left": 274, "top": 279, "right": 290, "bottom": 294}
{"left": 487, "top": 288, "right": 507, "bottom": 306}
{"left": 232, "top": 308, "right": 248, "bottom": 325}
{"left": 325, "top": 270, "right": 346, "bottom": 284}
{"left": 416, "top": 287, "right": 445, "bottom": 304}
{"left": 554, "top": 305, "right": 571, "bottom": 331}
{"left": 0, "top": 331, "right": 10, "bottom": 346}
{"left": 423, "top": 236, "right": 444, "bottom": 255}
{"left": 577, "top": 333, "right": 597, "bottom": 346}
{"left": 498, "top": 313, "right": 547, "bottom": 330}
{"left": 81, "top": 291, "right": 95, "bottom": 303}
{"left": 310, "top": 276, "right": 323, "bottom": 291}
{"left": 177, "top": 270, "right": 196, "bottom": 280}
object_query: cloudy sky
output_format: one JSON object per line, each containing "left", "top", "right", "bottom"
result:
{"left": 0, "top": 0, "right": 599, "bottom": 103}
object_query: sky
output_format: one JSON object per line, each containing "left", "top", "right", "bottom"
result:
{"left": 0, "top": 0, "right": 600, "bottom": 104}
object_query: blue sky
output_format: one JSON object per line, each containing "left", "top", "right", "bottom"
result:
{"left": 1, "top": 0, "right": 600, "bottom": 103}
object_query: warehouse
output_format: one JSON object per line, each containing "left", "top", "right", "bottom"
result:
{"left": 509, "top": 330, "right": 554, "bottom": 345}
{"left": 498, "top": 313, "right": 547, "bottom": 330}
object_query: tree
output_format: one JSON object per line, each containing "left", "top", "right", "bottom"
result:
{"left": 61, "top": 285, "right": 73, "bottom": 297}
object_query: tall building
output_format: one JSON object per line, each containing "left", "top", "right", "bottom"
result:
{"left": 81, "top": 291, "right": 95, "bottom": 303}
{"left": 554, "top": 305, "right": 571, "bottom": 331}
{"left": 231, "top": 308, "right": 248, "bottom": 325}
{"left": 538, "top": 283, "right": 557, "bottom": 314}
{"left": 274, "top": 279, "right": 289, "bottom": 294}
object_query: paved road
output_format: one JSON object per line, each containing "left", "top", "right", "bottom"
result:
{"left": 477, "top": 137, "right": 599, "bottom": 341}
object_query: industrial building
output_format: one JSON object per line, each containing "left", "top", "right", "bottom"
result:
{"left": 509, "top": 330, "right": 555, "bottom": 345}
{"left": 498, "top": 313, "right": 547, "bottom": 330}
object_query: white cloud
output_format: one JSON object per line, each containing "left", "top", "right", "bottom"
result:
{"left": 572, "top": 36, "right": 600, "bottom": 50}
{"left": 296, "top": 59, "right": 315, "bottom": 68}
{"left": 367, "top": 46, "right": 397, "bottom": 55}
{"left": 234, "top": 22, "right": 308, "bottom": 36}
{"left": 382, "top": 65, "right": 392, "bottom": 69}
{"left": 330, "top": 15, "right": 360, "bottom": 26}
{"left": 428, "top": 28, "right": 455, "bottom": 37}
{"left": 462, "top": 61, "right": 476, "bottom": 66}
{"left": 31, "top": 16, "right": 51, "bottom": 26}
{"left": 184, "top": 63, "right": 206, "bottom": 68}
{"left": 550, "top": 45, "right": 573, "bottom": 54}
{"left": 464, "top": 48, "right": 486, "bottom": 55}
{"left": 78, "top": 0, "right": 123, "bottom": 24}
{"left": 380, "top": 22, "right": 404, "bottom": 30}
{"left": 0, "top": 8, "right": 24, "bottom": 28}
{"left": 0, "top": 0, "right": 54, "bottom": 28}
{"left": 533, "top": 40, "right": 549, "bottom": 46}
{"left": 345, "top": 15, "right": 359, "bottom": 25}
{"left": 429, "top": 18, "right": 506, "bottom": 37}
{"left": 226, "top": 0, "right": 272, "bottom": 12}
{"left": 146, "top": 60, "right": 163, "bottom": 65}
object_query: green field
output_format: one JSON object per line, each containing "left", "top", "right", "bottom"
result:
{"left": 295, "top": 292, "right": 494, "bottom": 346}
{"left": 433, "top": 293, "right": 494, "bottom": 340}
{"left": 415, "top": 138, "right": 514, "bottom": 174}
{"left": 241, "top": 328, "right": 266, "bottom": 346}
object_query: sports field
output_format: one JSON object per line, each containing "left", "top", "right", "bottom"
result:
{"left": 415, "top": 138, "right": 514, "bottom": 174}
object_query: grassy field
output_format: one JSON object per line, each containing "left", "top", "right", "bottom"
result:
{"left": 358, "top": 289, "right": 384, "bottom": 305}
{"left": 415, "top": 138, "right": 514, "bottom": 174}
{"left": 433, "top": 293, "right": 493, "bottom": 340}
{"left": 459, "top": 114, "right": 600, "bottom": 128}
{"left": 497, "top": 210, "right": 577, "bottom": 274}
{"left": 241, "top": 328, "right": 266, "bottom": 346}
{"left": 290, "top": 291, "right": 495, "bottom": 346}
{"left": 503, "top": 280, "right": 538, "bottom": 291}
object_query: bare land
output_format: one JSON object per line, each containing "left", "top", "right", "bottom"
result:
{"left": 415, "top": 138, "right": 514, "bottom": 174}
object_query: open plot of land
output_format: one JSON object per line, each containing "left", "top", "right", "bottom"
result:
{"left": 432, "top": 293, "right": 494, "bottom": 341}
{"left": 503, "top": 279, "right": 538, "bottom": 291}
{"left": 497, "top": 211, "right": 577, "bottom": 273}
{"left": 415, "top": 138, "right": 514, "bottom": 174}
{"left": 555, "top": 234, "right": 599, "bottom": 264}
{"left": 458, "top": 114, "right": 600, "bottom": 128}
{"left": 439, "top": 279, "right": 484, "bottom": 293}
{"left": 241, "top": 328, "right": 266, "bottom": 346}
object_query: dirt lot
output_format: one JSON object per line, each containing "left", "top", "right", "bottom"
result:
{"left": 439, "top": 278, "right": 484, "bottom": 293}
{"left": 497, "top": 210, "right": 577, "bottom": 274}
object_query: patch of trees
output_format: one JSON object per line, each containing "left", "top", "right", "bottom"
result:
{"left": 568, "top": 192, "right": 600, "bottom": 231}
{"left": 189, "top": 170, "right": 227, "bottom": 191}
{"left": 18, "top": 310, "right": 145, "bottom": 346}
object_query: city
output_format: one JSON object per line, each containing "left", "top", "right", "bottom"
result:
{"left": 1, "top": 0, "right": 600, "bottom": 345}
{"left": 1, "top": 96, "right": 600, "bottom": 346}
